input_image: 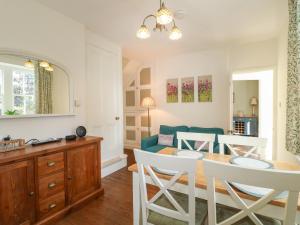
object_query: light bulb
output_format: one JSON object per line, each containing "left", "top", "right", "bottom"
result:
{"left": 136, "top": 25, "right": 150, "bottom": 39}
{"left": 169, "top": 26, "right": 182, "bottom": 40}
{"left": 39, "top": 61, "right": 49, "bottom": 68}
{"left": 24, "top": 60, "right": 34, "bottom": 69}
{"left": 156, "top": 3, "right": 173, "bottom": 25}
{"left": 45, "top": 65, "right": 54, "bottom": 72}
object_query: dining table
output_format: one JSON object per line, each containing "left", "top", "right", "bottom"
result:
{"left": 128, "top": 147, "right": 300, "bottom": 225}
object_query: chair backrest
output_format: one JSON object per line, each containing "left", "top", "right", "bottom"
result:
{"left": 218, "top": 135, "right": 267, "bottom": 158}
{"left": 177, "top": 132, "right": 216, "bottom": 153}
{"left": 134, "top": 149, "right": 198, "bottom": 225}
{"left": 203, "top": 159, "right": 300, "bottom": 225}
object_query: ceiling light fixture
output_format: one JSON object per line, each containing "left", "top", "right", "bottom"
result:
{"left": 137, "top": 0, "right": 182, "bottom": 40}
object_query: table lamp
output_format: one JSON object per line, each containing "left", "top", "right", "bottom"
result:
{"left": 250, "top": 97, "right": 258, "bottom": 116}
{"left": 141, "top": 96, "right": 155, "bottom": 136}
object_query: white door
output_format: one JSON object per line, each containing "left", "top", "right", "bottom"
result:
{"left": 86, "top": 43, "right": 123, "bottom": 163}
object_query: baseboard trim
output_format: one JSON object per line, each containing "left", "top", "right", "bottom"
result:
{"left": 101, "top": 154, "right": 127, "bottom": 177}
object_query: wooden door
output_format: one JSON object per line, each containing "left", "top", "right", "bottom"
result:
{"left": 67, "top": 144, "right": 99, "bottom": 204}
{"left": 86, "top": 42, "right": 123, "bottom": 166}
{"left": 0, "top": 160, "right": 35, "bottom": 225}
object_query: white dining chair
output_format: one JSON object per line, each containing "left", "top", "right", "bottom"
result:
{"left": 218, "top": 135, "right": 267, "bottom": 158}
{"left": 203, "top": 159, "right": 300, "bottom": 225}
{"left": 134, "top": 149, "right": 208, "bottom": 225}
{"left": 177, "top": 132, "right": 216, "bottom": 153}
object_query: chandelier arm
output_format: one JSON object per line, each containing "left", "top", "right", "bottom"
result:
{"left": 142, "top": 14, "right": 156, "bottom": 25}
{"left": 172, "top": 19, "right": 176, "bottom": 27}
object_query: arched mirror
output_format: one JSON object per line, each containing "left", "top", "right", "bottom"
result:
{"left": 0, "top": 53, "right": 71, "bottom": 118}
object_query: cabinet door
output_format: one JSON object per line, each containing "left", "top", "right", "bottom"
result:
{"left": 67, "top": 144, "right": 100, "bottom": 204}
{"left": 0, "top": 160, "right": 35, "bottom": 225}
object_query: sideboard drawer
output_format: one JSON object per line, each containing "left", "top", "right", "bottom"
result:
{"left": 39, "top": 171, "right": 65, "bottom": 200}
{"left": 39, "top": 192, "right": 65, "bottom": 219}
{"left": 38, "top": 152, "right": 64, "bottom": 177}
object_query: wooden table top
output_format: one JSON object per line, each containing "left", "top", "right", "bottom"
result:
{"left": 128, "top": 147, "right": 300, "bottom": 210}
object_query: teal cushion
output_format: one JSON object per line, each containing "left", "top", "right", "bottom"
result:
{"left": 160, "top": 125, "right": 189, "bottom": 147}
{"left": 145, "top": 145, "right": 168, "bottom": 153}
{"left": 217, "top": 204, "right": 281, "bottom": 225}
{"left": 148, "top": 190, "right": 208, "bottom": 225}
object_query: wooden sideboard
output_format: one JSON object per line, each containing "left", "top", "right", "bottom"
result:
{"left": 0, "top": 136, "right": 103, "bottom": 225}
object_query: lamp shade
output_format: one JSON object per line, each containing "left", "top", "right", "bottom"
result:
{"left": 156, "top": 2, "right": 173, "bottom": 25}
{"left": 250, "top": 97, "right": 258, "bottom": 106}
{"left": 169, "top": 25, "right": 182, "bottom": 40}
{"left": 136, "top": 25, "right": 150, "bottom": 39}
{"left": 141, "top": 97, "right": 155, "bottom": 107}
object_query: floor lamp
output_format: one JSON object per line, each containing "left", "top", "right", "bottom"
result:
{"left": 141, "top": 96, "right": 155, "bottom": 137}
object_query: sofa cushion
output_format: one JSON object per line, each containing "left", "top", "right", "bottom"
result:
{"left": 158, "top": 134, "right": 174, "bottom": 146}
{"left": 160, "top": 125, "right": 189, "bottom": 147}
{"left": 145, "top": 145, "right": 168, "bottom": 153}
{"left": 141, "top": 135, "right": 158, "bottom": 150}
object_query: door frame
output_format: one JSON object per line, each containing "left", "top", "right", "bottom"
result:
{"left": 229, "top": 66, "right": 277, "bottom": 160}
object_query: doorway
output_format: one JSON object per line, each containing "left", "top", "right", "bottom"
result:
{"left": 231, "top": 70, "right": 274, "bottom": 160}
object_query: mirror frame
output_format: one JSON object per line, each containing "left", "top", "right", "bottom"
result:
{"left": 0, "top": 49, "right": 75, "bottom": 119}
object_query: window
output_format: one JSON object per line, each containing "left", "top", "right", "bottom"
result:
{"left": 12, "top": 70, "right": 36, "bottom": 114}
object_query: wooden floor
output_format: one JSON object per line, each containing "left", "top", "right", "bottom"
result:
{"left": 56, "top": 149, "right": 139, "bottom": 225}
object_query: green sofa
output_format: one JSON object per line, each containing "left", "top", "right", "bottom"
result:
{"left": 141, "top": 125, "right": 225, "bottom": 154}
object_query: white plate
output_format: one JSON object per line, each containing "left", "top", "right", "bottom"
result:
{"left": 153, "top": 150, "right": 203, "bottom": 176}
{"left": 230, "top": 156, "right": 273, "bottom": 169}
{"left": 231, "top": 183, "right": 288, "bottom": 199}
{"left": 177, "top": 150, "right": 204, "bottom": 159}
{"left": 229, "top": 156, "right": 288, "bottom": 199}
{"left": 152, "top": 167, "right": 179, "bottom": 176}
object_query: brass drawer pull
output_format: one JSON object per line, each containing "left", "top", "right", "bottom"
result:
{"left": 48, "top": 203, "right": 57, "bottom": 210}
{"left": 28, "top": 191, "right": 34, "bottom": 196}
{"left": 48, "top": 182, "right": 56, "bottom": 189}
{"left": 47, "top": 161, "right": 56, "bottom": 167}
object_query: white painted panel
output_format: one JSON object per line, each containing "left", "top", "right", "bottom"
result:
{"left": 86, "top": 38, "right": 123, "bottom": 164}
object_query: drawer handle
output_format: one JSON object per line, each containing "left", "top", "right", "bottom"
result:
{"left": 28, "top": 191, "right": 35, "bottom": 197}
{"left": 47, "top": 161, "right": 56, "bottom": 167}
{"left": 48, "top": 203, "right": 57, "bottom": 210}
{"left": 48, "top": 182, "right": 56, "bottom": 189}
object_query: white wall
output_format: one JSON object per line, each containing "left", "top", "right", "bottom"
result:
{"left": 151, "top": 49, "right": 230, "bottom": 133}
{"left": 233, "top": 80, "right": 259, "bottom": 116}
{"left": 228, "top": 39, "right": 278, "bottom": 71}
{"left": 0, "top": 0, "right": 86, "bottom": 139}
{"left": 145, "top": 39, "right": 281, "bottom": 160}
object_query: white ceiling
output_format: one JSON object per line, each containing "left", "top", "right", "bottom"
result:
{"left": 37, "top": 0, "right": 287, "bottom": 61}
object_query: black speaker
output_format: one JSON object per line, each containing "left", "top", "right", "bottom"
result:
{"left": 76, "top": 126, "right": 87, "bottom": 137}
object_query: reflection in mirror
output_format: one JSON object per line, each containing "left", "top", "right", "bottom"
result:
{"left": 0, "top": 54, "right": 70, "bottom": 116}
